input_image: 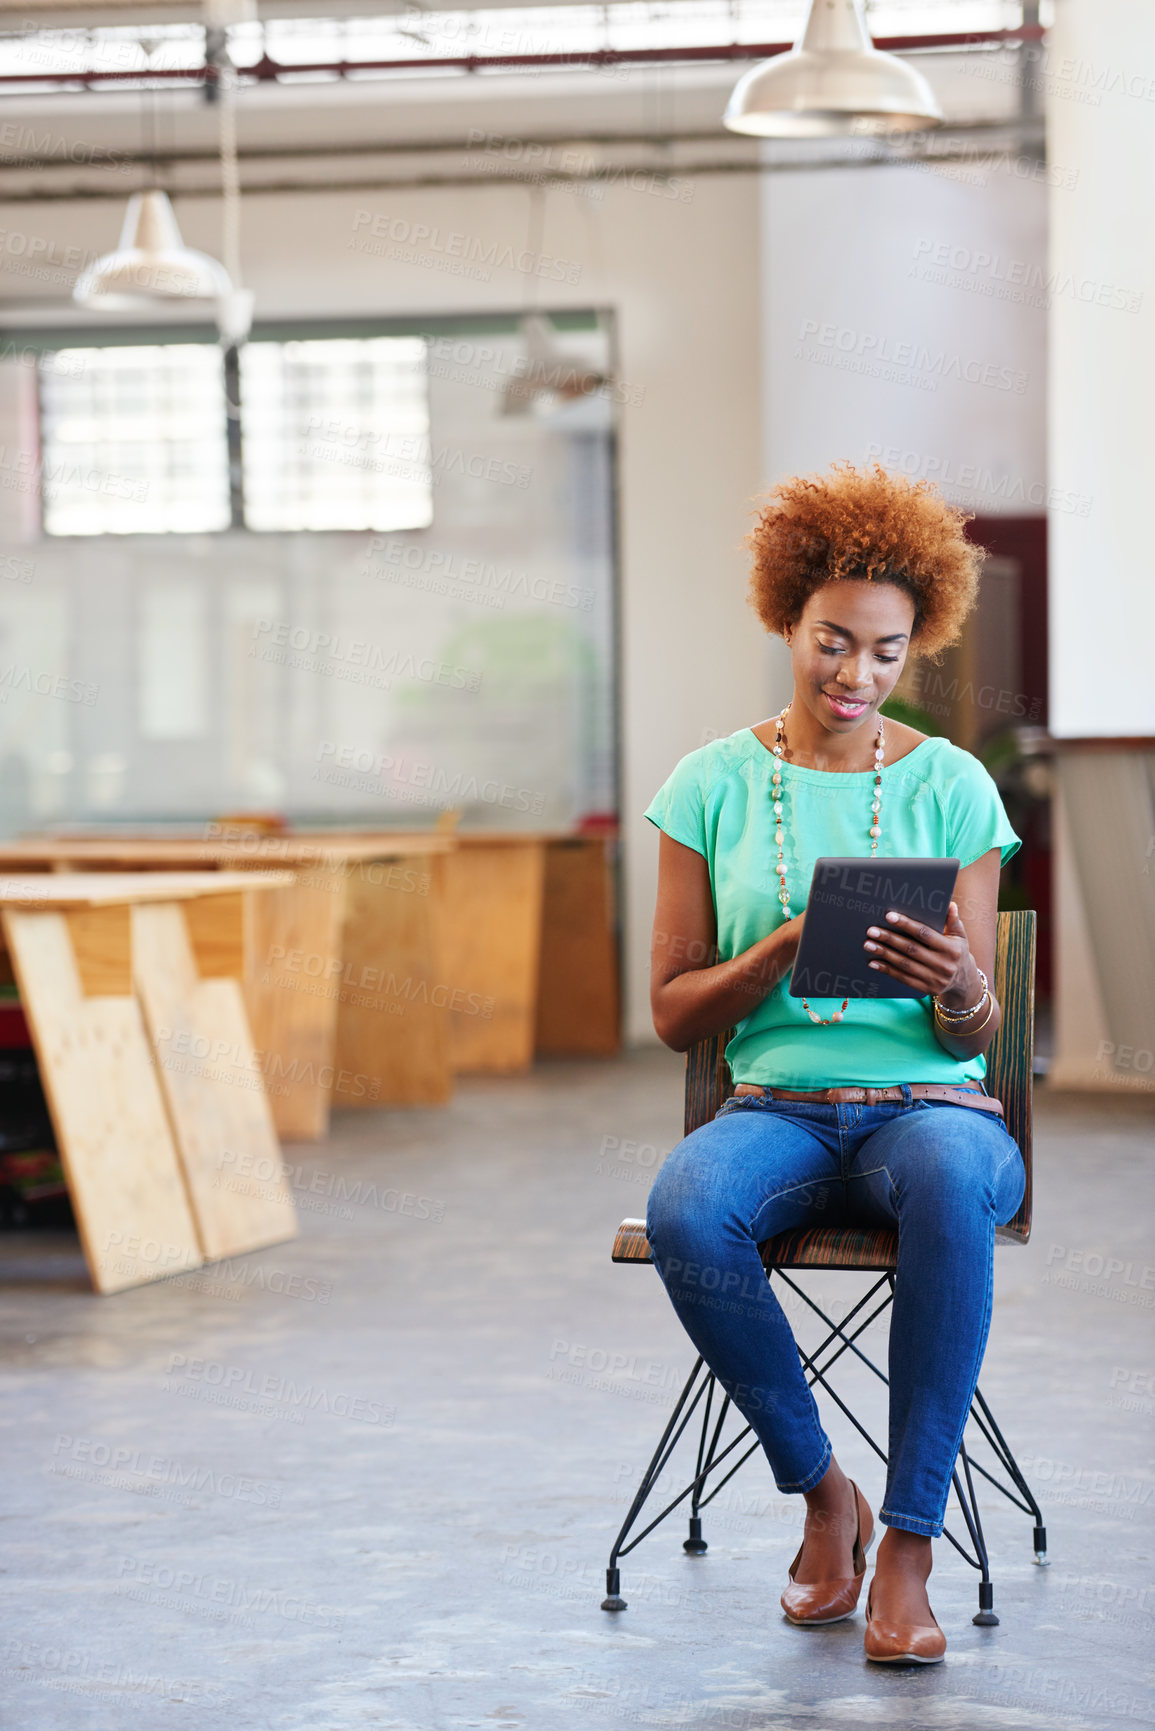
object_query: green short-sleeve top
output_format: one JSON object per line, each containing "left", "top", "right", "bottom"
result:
{"left": 644, "top": 727, "right": 1022, "bottom": 1089}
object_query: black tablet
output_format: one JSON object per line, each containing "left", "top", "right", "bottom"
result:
{"left": 787, "top": 857, "right": 960, "bottom": 1002}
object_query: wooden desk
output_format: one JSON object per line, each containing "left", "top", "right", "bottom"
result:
{"left": 533, "top": 834, "right": 621, "bottom": 1060}
{"left": 310, "top": 831, "right": 621, "bottom": 1074}
{"left": 0, "top": 872, "right": 296, "bottom": 1294}
{"left": 437, "top": 833, "right": 547, "bottom": 1073}
{"left": 0, "top": 834, "right": 454, "bottom": 1139}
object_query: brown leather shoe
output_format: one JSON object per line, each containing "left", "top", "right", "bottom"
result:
{"left": 863, "top": 1582, "right": 947, "bottom": 1664}
{"left": 780, "top": 1479, "right": 874, "bottom": 1626}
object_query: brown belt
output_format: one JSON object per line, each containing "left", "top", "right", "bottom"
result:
{"left": 732, "top": 1081, "right": 1005, "bottom": 1118}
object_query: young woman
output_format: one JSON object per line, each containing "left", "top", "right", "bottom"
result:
{"left": 643, "top": 462, "right": 1026, "bottom": 1665}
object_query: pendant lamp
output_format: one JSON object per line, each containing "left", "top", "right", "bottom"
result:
{"left": 723, "top": 0, "right": 944, "bottom": 138}
{"left": 73, "top": 188, "right": 232, "bottom": 310}
{"left": 500, "top": 313, "right": 608, "bottom": 417}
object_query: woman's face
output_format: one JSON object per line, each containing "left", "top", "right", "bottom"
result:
{"left": 783, "top": 579, "right": 917, "bottom": 733}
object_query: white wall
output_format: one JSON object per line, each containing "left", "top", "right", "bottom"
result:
{"left": 1047, "top": 0, "right": 1155, "bottom": 740}
{"left": 761, "top": 156, "right": 1047, "bottom": 513}
{"left": 758, "top": 152, "right": 1049, "bottom": 754}
{"left": 1045, "top": 0, "right": 1155, "bottom": 1091}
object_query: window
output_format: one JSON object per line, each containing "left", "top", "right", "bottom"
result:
{"left": 37, "top": 334, "right": 433, "bottom": 537}
{"left": 239, "top": 337, "right": 432, "bottom": 533}
{"left": 38, "top": 343, "right": 230, "bottom": 536}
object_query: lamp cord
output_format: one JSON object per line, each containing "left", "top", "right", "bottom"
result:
{"left": 213, "top": 38, "right": 243, "bottom": 291}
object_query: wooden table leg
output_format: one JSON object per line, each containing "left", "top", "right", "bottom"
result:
{"left": 535, "top": 837, "right": 621, "bottom": 1057}
{"left": 1, "top": 905, "right": 202, "bottom": 1295}
{"left": 437, "top": 842, "right": 546, "bottom": 1074}
{"left": 333, "top": 855, "right": 453, "bottom": 1107}
{"left": 132, "top": 897, "right": 298, "bottom": 1261}
{"left": 241, "top": 871, "right": 346, "bottom": 1141}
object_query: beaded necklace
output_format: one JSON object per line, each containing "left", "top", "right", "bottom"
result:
{"left": 771, "top": 699, "right": 885, "bottom": 1027}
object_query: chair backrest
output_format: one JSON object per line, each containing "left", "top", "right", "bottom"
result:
{"left": 683, "top": 909, "right": 1035, "bottom": 1242}
{"left": 986, "top": 908, "right": 1035, "bottom": 1240}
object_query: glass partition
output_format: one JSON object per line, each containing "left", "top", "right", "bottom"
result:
{"left": 0, "top": 314, "right": 618, "bottom": 834}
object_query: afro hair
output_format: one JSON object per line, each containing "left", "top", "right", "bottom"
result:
{"left": 745, "top": 461, "right": 984, "bottom": 664}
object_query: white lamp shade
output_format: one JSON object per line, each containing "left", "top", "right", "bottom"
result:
{"left": 724, "top": 0, "right": 945, "bottom": 137}
{"left": 499, "top": 313, "right": 606, "bottom": 416}
{"left": 73, "top": 189, "right": 232, "bottom": 310}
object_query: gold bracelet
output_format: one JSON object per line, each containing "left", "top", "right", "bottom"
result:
{"left": 934, "top": 993, "right": 995, "bottom": 1036}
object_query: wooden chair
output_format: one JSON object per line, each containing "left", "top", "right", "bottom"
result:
{"left": 603, "top": 909, "right": 1044, "bottom": 1623}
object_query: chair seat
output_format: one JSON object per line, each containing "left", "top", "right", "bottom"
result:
{"left": 612, "top": 1219, "right": 653, "bottom": 1263}
{"left": 762, "top": 1225, "right": 897, "bottom": 1271}
{"left": 612, "top": 1217, "right": 897, "bottom": 1271}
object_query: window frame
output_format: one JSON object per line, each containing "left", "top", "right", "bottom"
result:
{"left": 35, "top": 338, "right": 235, "bottom": 539}
{"left": 24, "top": 312, "right": 602, "bottom": 540}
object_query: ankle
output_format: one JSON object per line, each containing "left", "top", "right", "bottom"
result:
{"left": 876, "top": 1529, "right": 933, "bottom": 1572}
{"left": 803, "top": 1460, "right": 854, "bottom": 1517}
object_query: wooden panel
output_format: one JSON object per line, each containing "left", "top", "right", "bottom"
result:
{"left": 203, "top": 831, "right": 453, "bottom": 862}
{"left": 2, "top": 908, "right": 202, "bottom": 1295}
{"left": 0, "top": 867, "right": 339, "bottom": 1145}
{"left": 437, "top": 841, "right": 546, "bottom": 1073}
{"left": 612, "top": 1219, "right": 653, "bottom": 1264}
{"left": 64, "top": 903, "right": 132, "bottom": 997}
{"left": 988, "top": 909, "right": 1036, "bottom": 1243}
{"left": 612, "top": 1218, "right": 902, "bottom": 1272}
{"left": 685, "top": 1028, "right": 736, "bottom": 1137}
{"left": 0, "top": 870, "right": 294, "bottom": 907}
{"left": 243, "top": 872, "right": 346, "bottom": 1141}
{"left": 132, "top": 902, "right": 298, "bottom": 1262}
{"left": 333, "top": 855, "right": 453, "bottom": 1107}
{"left": 183, "top": 890, "right": 246, "bottom": 979}
{"left": 0, "top": 836, "right": 450, "bottom": 866}
{"left": 534, "top": 838, "right": 620, "bottom": 1056}
{"left": 764, "top": 1225, "right": 897, "bottom": 1271}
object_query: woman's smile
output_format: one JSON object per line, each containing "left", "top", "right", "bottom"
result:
{"left": 823, "top": 691, "right": 871, "bottom": 720}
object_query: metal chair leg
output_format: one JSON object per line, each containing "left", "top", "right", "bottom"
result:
{"left": 968, "top": 1386, "right": 1049, "bottom": 1565}
{"left": 953, "top": 1445, "right": 999, "bottom": 1626}
{"left": 601, "top": 1305, "right": 1044, "bottom": 1620}
{"left": 685, "top": 1382, "right": 735, "bottom": 1554}
{"left": 600, "top": 1366, "right": 758, "bottom": 1609}
{"left": 602, "top": 1356, "right": 711, "bottom": 1611}
{"left": 683, "top": 1376, "right": 714, "bottom": 1554}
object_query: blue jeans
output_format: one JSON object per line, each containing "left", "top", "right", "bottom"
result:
{"left": 645, "top": 1087, "right": 1026, "bottom": 1537}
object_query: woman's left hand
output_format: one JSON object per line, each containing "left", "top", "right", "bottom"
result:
{"left": 862, "top": 901, "right": 977, "bottom": 1000}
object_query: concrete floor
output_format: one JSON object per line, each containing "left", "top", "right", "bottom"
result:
{"left": 2, "top": 1047, "right": 1153, "bottom": 1731}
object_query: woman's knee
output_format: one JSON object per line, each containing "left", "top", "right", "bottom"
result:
{"left": 646, "top": 1134, "right": 734, "bottom": 1262}
{"left": 895, "top": 1125, "right": 1021, "bottom": 1219}
{"left": 995, "top": 1143, "right": 1027, "bottom": 1224}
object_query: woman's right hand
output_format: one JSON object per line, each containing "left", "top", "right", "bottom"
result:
{"left": 652, "top": 834, "right": 809, "bottom": 1050}
{"left": 770, "top": 911, "right": 806, "bottom": 975}
{"left": 742, "top": 910, "right": 805, "bottom": 998}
